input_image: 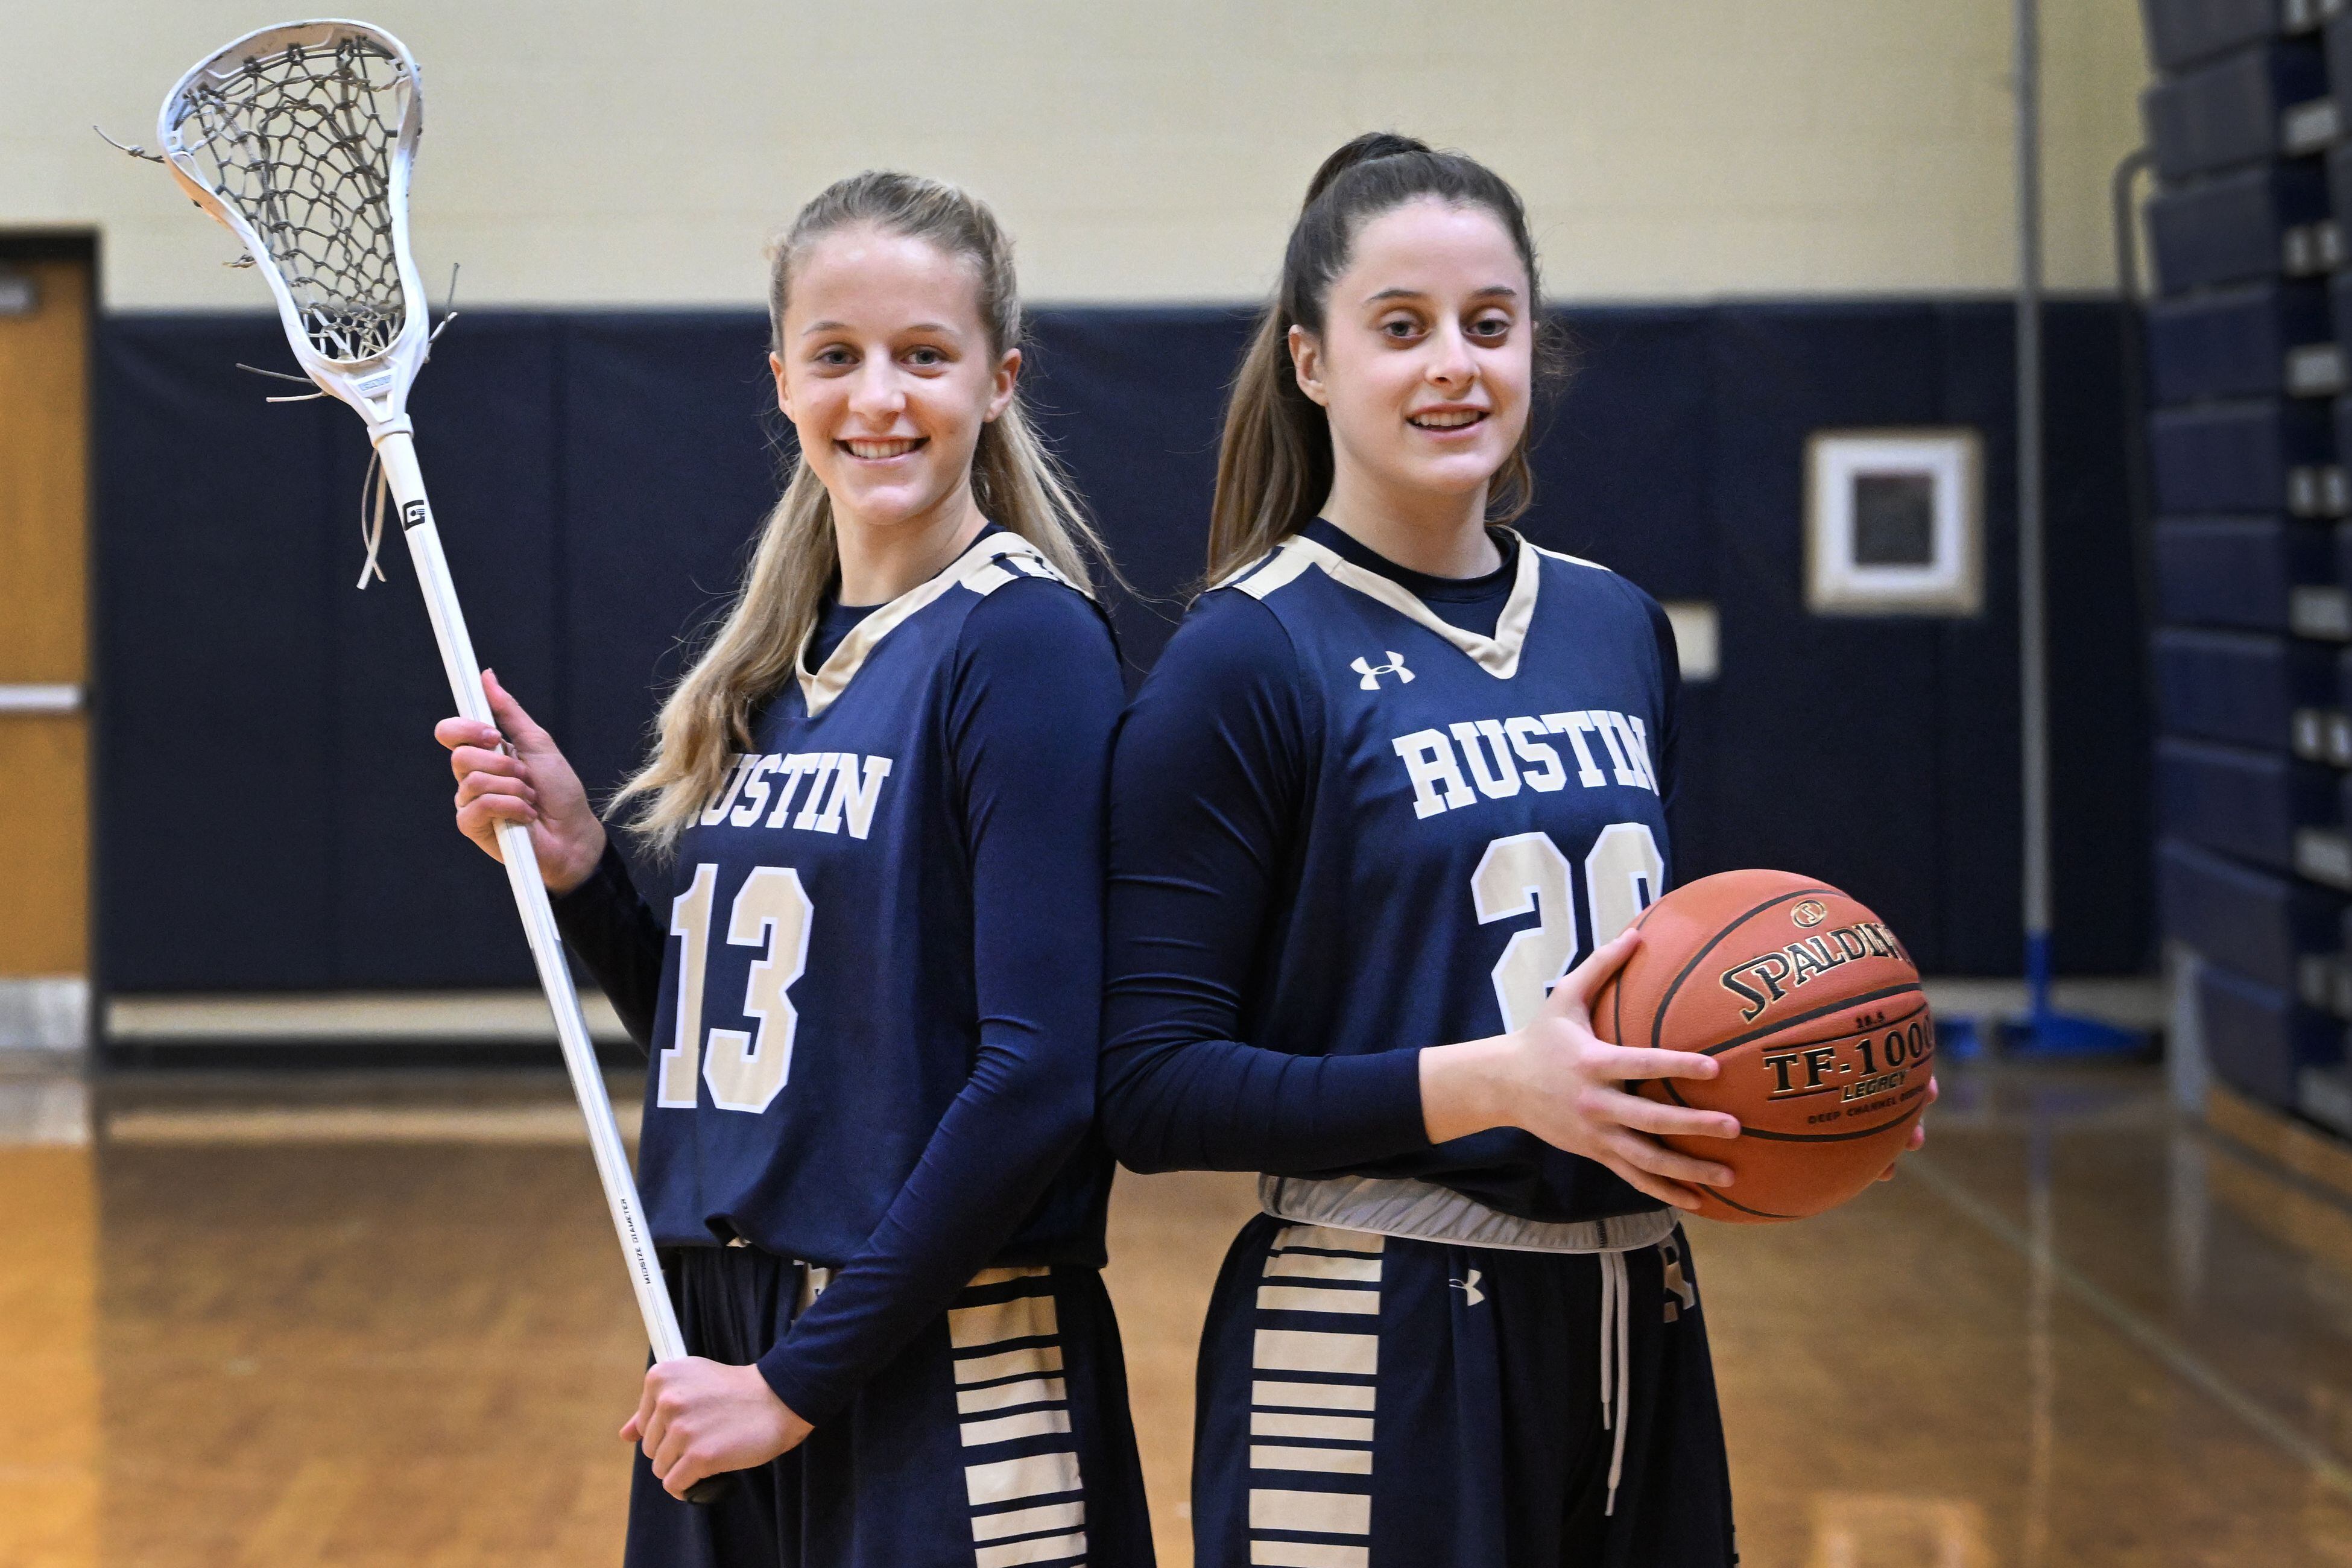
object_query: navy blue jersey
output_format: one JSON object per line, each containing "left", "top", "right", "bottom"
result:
{"left": 556, "top": 528, "right": 1124, "bottom": 1423}
{"left": 1101, "top": 519, "right": 1680, "bottom": 1225}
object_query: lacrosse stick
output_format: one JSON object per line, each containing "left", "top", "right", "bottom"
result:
{"left": 153, "top": 19, "right": 727, "bottom": 1503}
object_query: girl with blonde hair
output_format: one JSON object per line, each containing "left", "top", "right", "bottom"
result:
{"left": 438, "top": 171, "right": 1149, "bottom": 1568}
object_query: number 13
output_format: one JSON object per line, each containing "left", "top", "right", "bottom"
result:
{"left": 660, "top": 862, "right": 814, "bottom": 1114}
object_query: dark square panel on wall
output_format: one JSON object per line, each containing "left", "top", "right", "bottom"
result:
{"left": 2160, "top": 836, "right": 2341, "bottom": 991}
{"left": 96, "top": 318, "right": 343, "bottom": 990}
{"left": 1707, "top": 304, "right": 1953, "bottom": 966}
{"left": 2148, "top": 280, "right": 2332, "bottom": 403}
{"left": 2148, "top": 163, "right": 2329, "bottom": 295}
{"left": 2200, "top": 960, "right": 2343, "bottom": 1107}
{"left": 326, "top": 315, "right": 563, "bottom": 986}
{"left": 1021, "top": 307, "right": 1256, "bottom": 675}
{"left": 2029, "top": 302, "right": 2157, "bottom": 975}
{"left": 2155, "top": 735, "right": 2336, "bottom": 870}
{"left": 2141, "top": 0, "right": 2282, "bottom": 73}
{"left": 1528, "top": 308, "right": 1716, "bottom": 602}
{"left": 2143, "top": 40, "right": 2327, "bottom": 182}
{"left": 559, "top": 312, "right": 778, "bottom": 809}
{"left": 2155, "top": 514, "right": 2333, "bottom": 629}
{"left": 2149, "top": 398, "right": 2334, "bottom": 513}
{"left": 2155, "top": 627, "right": 2330, "bottom": 749}
{"left": 94, "top": 299, "right": 2148, "bottom": 991}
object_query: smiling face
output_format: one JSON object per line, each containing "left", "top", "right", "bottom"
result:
{"left": 772, "top": 224, "right": 1017, "bottom": 535}
{"left": 1291, "top": 197, "right": 1534, "bottom": 519}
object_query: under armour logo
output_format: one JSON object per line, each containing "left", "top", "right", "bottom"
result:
{"left": 1352, "top": 652, "right": 1414, "bottom": 690}
{"left": 1449, "top": 1268, "right": 1485, "bottom": 1306}
{"left": 1661, "top": 1238, "right": 1697, "bottom": 1321}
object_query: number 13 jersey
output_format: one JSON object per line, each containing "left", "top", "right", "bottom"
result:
{"left": 1101, "top": 518, "right": 1681, "bottom": 1225}
{"left": 631, "top": 530, "right": 1120, "bottom": 1266}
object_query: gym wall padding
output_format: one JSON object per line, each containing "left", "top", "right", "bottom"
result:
{"left": 2154, "top": 627, "right": 2333, "bottom": 750}
{"left": 95, "top": 300, "right": 2149, "bottom": 993}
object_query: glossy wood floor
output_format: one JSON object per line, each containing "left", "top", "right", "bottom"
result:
{"left": 5, "top": 1060, "right": 2351, "bottom": 1567}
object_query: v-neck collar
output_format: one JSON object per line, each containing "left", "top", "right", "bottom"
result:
{"left": 794, "top": 530, "right": 1051, "bottom": 715}
{"left": 1251, "top": 527, "right": 1543, "bottom": 679}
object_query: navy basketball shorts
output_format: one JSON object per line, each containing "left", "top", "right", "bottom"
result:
{"left": 1192, "top": 1218, "right": 1736, "bottom": 1568}
{"left": 625, "top": 1245, "right": 1155, "bottom": 1568}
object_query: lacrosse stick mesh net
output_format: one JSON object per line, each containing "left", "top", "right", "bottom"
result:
{"left": 171, "top": 34, "right": 411, "bottom": 362}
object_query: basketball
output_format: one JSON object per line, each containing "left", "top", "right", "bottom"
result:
{"left": 1592, "top": 868, "right": 1934, "bottom": 1224}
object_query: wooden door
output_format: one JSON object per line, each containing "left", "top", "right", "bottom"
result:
{"left": 0, "top": 254, "right": 91, "bottom": 1048}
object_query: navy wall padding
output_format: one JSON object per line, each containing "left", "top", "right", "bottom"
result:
{"left": 2330, "top": 143, "right": 2352, "bottom": 248}
{"left": 2160, "top": 836, "right": 2342, "bottom": 988}
{"left": 2199, "top": 960, "right": 2342, "bottom": 1106}
{"left": 2143, "top": 0, "right": 2281, "bottom": 72}
{"left": 2155, "top": 735, "right": 2335, "bottom": 868}
{"left": 2149, "top": 281, "right": 2330, "bottom": 403}
{"left": 2333, "top": 9, "right": 2352, "bottom": 111}
{"left": 2143, "top": 41, "right": 2326, "bottom": 180}
{"left": 2149, "top": 399, "right": 2333, "bottom": 512}
{"left": 2154, "top": 514, "right": 2330, "bottom": 629}
{"left": 555, "top": 316, "right": 782, "bottom": 801}
{"left": 2154, "top": 627, "right": 2328, "bottom": 748}
{"left": 2149, "top": 164, "right": 2330, "bottom": 295}
{"left": 95, "top": 299, "right": 2150, "bottom": 990}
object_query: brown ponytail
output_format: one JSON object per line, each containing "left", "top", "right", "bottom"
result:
{"left": 1206, "top": 133, "right": 1564, "bottom": 584}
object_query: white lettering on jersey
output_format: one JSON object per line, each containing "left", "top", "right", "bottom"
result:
{"left": 764, "top": 754, "right": 824, "bottom": 827}
{"left": 698, "top": 750, "right": 899, "bottom": 841}
{"left": 827, "top": 756, "right": 894, "bottom": 838}
{"left": 1544, "top": 712, "right": 1608, "bottom": 788}
{"left": 1394, "top": 712, "right": 1658, "bottom": 817}
{"left": 1448, "top": 719, "right": 1522, "bottom": 800}
{"left": 792, "top": 754, "right": 842, "bottom": 829}
{"left": 729, "top": 754, "right": 782, "bottom": 827}
{"left": 1589, "top": 711, "right": 1646, "bottom": 789}
{"left": 1393, "top": 729, "right": 1477, "bottom": 819}
{"left": 1502, "top": 715, "right": 1567, "bottom": 792}
{"left": 698, "top": 754, "right": 754, "bottom": 825}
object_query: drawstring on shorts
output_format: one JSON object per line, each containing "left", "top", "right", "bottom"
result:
{"left": 1598, "top": 1249, "right": 1631, "bottom": 1516}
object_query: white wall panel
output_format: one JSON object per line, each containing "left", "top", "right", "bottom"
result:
{"left": 17, "top": 0, "right": 2149, "bottom": 306}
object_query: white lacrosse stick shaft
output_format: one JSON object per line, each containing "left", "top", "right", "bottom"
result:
{"left": 375, "top": 431, "right": 687, "bottom": 1365}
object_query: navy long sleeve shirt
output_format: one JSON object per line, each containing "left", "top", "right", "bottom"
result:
{"left": 1099, "top": 519, "right": 1680, "bottom": 1222}
{"left": 555, "top": 547, "right": 1122, "bottom": 1422}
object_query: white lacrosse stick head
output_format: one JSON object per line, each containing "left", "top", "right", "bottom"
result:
{"left": 159, "top": 19, "right": 429, "bottom": 435}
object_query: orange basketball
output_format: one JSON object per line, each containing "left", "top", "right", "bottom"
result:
{"left": 1590, "top": 868, "right": 1933, "bottom": 1224}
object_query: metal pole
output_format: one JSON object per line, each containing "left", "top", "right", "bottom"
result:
{"left": 2016, "top": 0, "right": 2052, "bottom": 1019}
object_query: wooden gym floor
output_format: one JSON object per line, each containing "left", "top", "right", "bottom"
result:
{"left": 4, "top": 1058, "right": 2351, "bottom": 1567}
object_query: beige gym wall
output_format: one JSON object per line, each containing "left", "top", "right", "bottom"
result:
{"left": 21, "top": 1, "right": 2146, "bottom": 307}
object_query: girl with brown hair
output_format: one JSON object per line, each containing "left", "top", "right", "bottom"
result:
{"left": 1101, "top": 132, "right": 1791, "bottom": 1566}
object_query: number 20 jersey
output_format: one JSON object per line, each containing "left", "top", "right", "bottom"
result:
{"left": 1221, "top": 527, "right": 1677, "bottom": 1223}
{"left": 634, "top": 533, "right": 1107, "bottom": 1259}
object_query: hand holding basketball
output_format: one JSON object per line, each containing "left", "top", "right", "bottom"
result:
{"left": 1593, "top": 869, "right": 1938, "bottom": 1222}
{"left": 434, "top": 669, "right": 606, "bottom": 894}
{"left": 1422, "top": 927, "right": 1742, "bottom": 1212}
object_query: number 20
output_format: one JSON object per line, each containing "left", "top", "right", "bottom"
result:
{"left": 1472, "top": 823, "right": 1664, "bottom": 1031}
{"left": 660, "top": 863, "right": 814, "bottom": 1114}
